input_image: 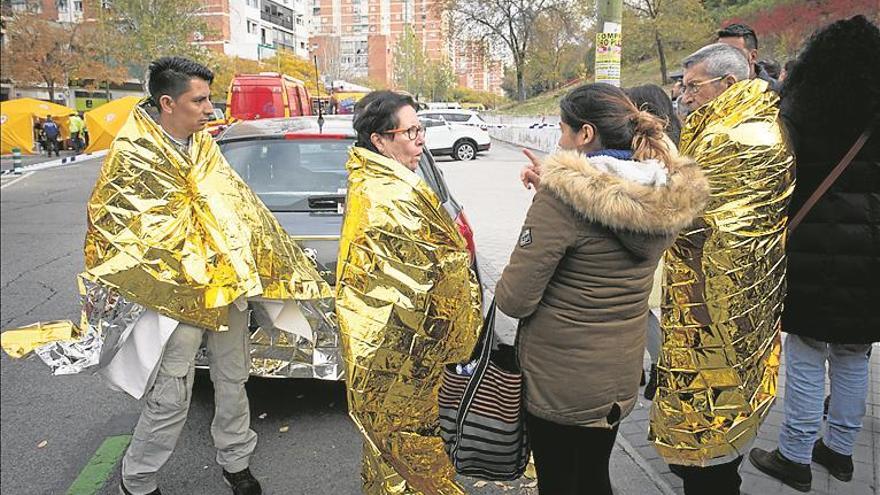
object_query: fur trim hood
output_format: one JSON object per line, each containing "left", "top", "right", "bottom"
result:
{"left": 540, "top": 150, "right": 709, "bottom": 235}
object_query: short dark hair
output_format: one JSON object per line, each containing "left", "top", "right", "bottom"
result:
{"left": 352, "top": 90, "right": 418, "bottom": 153}
{"left": 146, "top": 56, "right": 214, "bottom": 110}
{"left": 757, "top": 59, "right": 781, "bottom": 79}
{"left": 717, "top": 23, "right": 759, "bottom": 50}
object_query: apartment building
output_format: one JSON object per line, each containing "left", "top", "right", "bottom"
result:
{"left": 309, "top": 0, "right": 446, "bottom": 86}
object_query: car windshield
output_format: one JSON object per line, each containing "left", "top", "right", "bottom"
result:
{"left": 220, "top": 138, "right": 352, "bottom": 212}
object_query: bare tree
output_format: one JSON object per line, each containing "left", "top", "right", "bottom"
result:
{"left": 442, "top": 0, "right": 574, "bottom": 101}
{"left": 314, "top": 36, "right": 343, "bottom": 83}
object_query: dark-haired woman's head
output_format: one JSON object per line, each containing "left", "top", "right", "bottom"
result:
{"left": 781, "top": 14, "right": 880, "bottom": 156}
{"left": 146, "top": 56, "right": 215, "bottom": 138}
{"left": 624, "top": 84, "right": 682, "bottom": 145}
{"left": 353, "top": 90, "right": 425, "bottom": 170}
{"left": 559, "top": 83, "right": 673, "bottom": 165}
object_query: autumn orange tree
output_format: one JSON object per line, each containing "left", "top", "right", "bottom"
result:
{"left": 265, "top": 50, "right": 325, "bottom": 94}
{"left": 203, "top": 49, "right": 324, "bottom": 102}
{"left": 0, "top": 13, "right": 122, "bottom": 101}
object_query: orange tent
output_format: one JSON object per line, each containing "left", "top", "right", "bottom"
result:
{"left": 0, "top": 98, "right": 75, "bottom": 154}
{"left": 84, "top": 96, "right": 142, "bottom": 153}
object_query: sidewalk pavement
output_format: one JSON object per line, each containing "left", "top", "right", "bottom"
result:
{"left": 0, "top": 150, "right": 78, "bottom": 171}
{"left": 625, "top": 342, "right": 879, "bottom": 495}
{"left": 478, "top": 255, "right": 879, "bottom": 495}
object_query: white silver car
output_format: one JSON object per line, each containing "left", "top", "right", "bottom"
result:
{"left": 418, "top": 109, "right": 489, "bottom": 130}
{"left": 419, "top": 116, "right": 491, "bottom": 161}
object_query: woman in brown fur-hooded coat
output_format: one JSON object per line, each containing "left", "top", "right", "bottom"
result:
{"left": 496, "top": 83, "right": 709, "bottom": 495}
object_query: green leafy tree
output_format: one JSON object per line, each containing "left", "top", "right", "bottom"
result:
{"left": 392, "top": 26, "right": 455, "bottom": 101}
{"left": 523, "top": 6, "right": 591, "bottom": 96}
{"left": 393, "top": 26, "right": 428, "bottom": 97}
{"left": 425, "top": 60, "right": 456, "bottom": 101}
{"left": 623, "top": 0, "right": 715, "bottom": 83}
{"left": 91, "top": 0, "right": 212, "bottom": 79}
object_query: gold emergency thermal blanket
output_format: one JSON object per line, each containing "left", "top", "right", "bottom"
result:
{"left": 649, "top": 79, "right": 795, "bottom": 466}
{"left": 2, "top": 102, "right": 334, "bottom": 379}
{"left": 82, "top": 103, "right": 331, "bottom": 331}
{"left": 336, "top": 147, "right": 482, "bottom": 494}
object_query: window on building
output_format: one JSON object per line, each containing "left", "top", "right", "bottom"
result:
{"left": 73, "top": 0, "right": 82, "bottom": 11}
{"left": 56, "top": 0, "right": 68, "bottom": 12}
{"left": 247, "top": 20, "right": 258, "bottom": 34}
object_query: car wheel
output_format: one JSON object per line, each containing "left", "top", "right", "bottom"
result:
{"left": 453, "top": 140, "right": 477, "bottom": 161}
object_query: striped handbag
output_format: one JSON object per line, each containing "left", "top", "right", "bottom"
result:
{"left": 438, "top": 300, "right": 530, "bottom": 480}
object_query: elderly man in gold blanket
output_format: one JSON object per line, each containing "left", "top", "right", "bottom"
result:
{"left": 336, "top": 91, "right": 482, "bottom": 495}
{"left": 648, "top": 44, "right": 795, "bottom": 495}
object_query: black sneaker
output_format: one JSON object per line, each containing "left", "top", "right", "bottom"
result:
{"left": 223, "top": 468, "right": 263, "bottom": 495}
{"left": 749, "top": 448, "right": 811, "bottom": 492}
{"left": 119, "top": 482, "right": 161, "bottom": 495}
{"left": 812, "top": 438, "right": 854, "bottom": 482}
{"left": 644, "top": 364, "right": 658, "bottom": 400}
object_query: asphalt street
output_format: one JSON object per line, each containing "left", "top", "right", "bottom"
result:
{"left": 1, "top": 141, "right": 664, "bottom": 495}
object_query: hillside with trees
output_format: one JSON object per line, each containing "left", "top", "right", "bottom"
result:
{"left": 496, "top": 0, "right": 878, "bottom": 113}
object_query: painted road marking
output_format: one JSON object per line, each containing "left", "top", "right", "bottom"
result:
{"left": 66, "top": 434, "right": 131, "bottom": 495}
{"left": 0, "top": 171, "right": 35, "bottom": 190}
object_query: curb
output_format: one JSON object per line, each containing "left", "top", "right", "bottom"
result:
{"left": 616, "top": 434, "right": 679, "bottom": 495}
{"left": 2, "top": 150, "right": 109, "bottom": 175}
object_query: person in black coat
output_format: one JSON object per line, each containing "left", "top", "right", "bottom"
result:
{"left": 749, "top": 15, "right": 879, "bottom": 493}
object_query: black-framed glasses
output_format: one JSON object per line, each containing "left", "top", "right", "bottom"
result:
{"left": 384, "top": 125, "right": 426, "bottom": 141}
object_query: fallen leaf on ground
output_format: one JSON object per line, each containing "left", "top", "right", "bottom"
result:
{"left": 279, "top": 425, "right": 289, "bottom": 433}
{"left": 37, "top": 440, "right": 48, "bottom": 448}
{"left": 258, "top": 413, "right": 267, "bottom": 419}
{"left": 474, "top": 480, "right": 488, "bottom": 488}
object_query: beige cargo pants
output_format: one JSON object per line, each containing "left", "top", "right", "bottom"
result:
{"left": 121, "top": 305, "right": 257, "bottom": 494}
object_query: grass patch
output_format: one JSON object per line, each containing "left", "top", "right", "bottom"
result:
{"left": 495, "top": 49, "right": 691, "bottom": 116}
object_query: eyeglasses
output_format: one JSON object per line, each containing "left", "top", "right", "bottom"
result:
{"left": 683, "top": 75, "right": 726, "bottom": 94}
{"left": 384, "top": 125, "right": 426, "bottom": 141}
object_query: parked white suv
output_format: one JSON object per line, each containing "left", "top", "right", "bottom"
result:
{"left": 419, "top": 116, "right": 491, "bottom": 161}
{"left": 418, "top": 109, "right": 488, "bottom": 130}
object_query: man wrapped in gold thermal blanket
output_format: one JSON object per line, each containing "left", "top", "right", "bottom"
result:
{"left": 336, "top": 146, "right": 483, "bottom": 494}
{"left": 649, "top": 80, "right": 795, "bottom": 465}
{"left": 1, "top": 101, "right": 333, "bottom": 385}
